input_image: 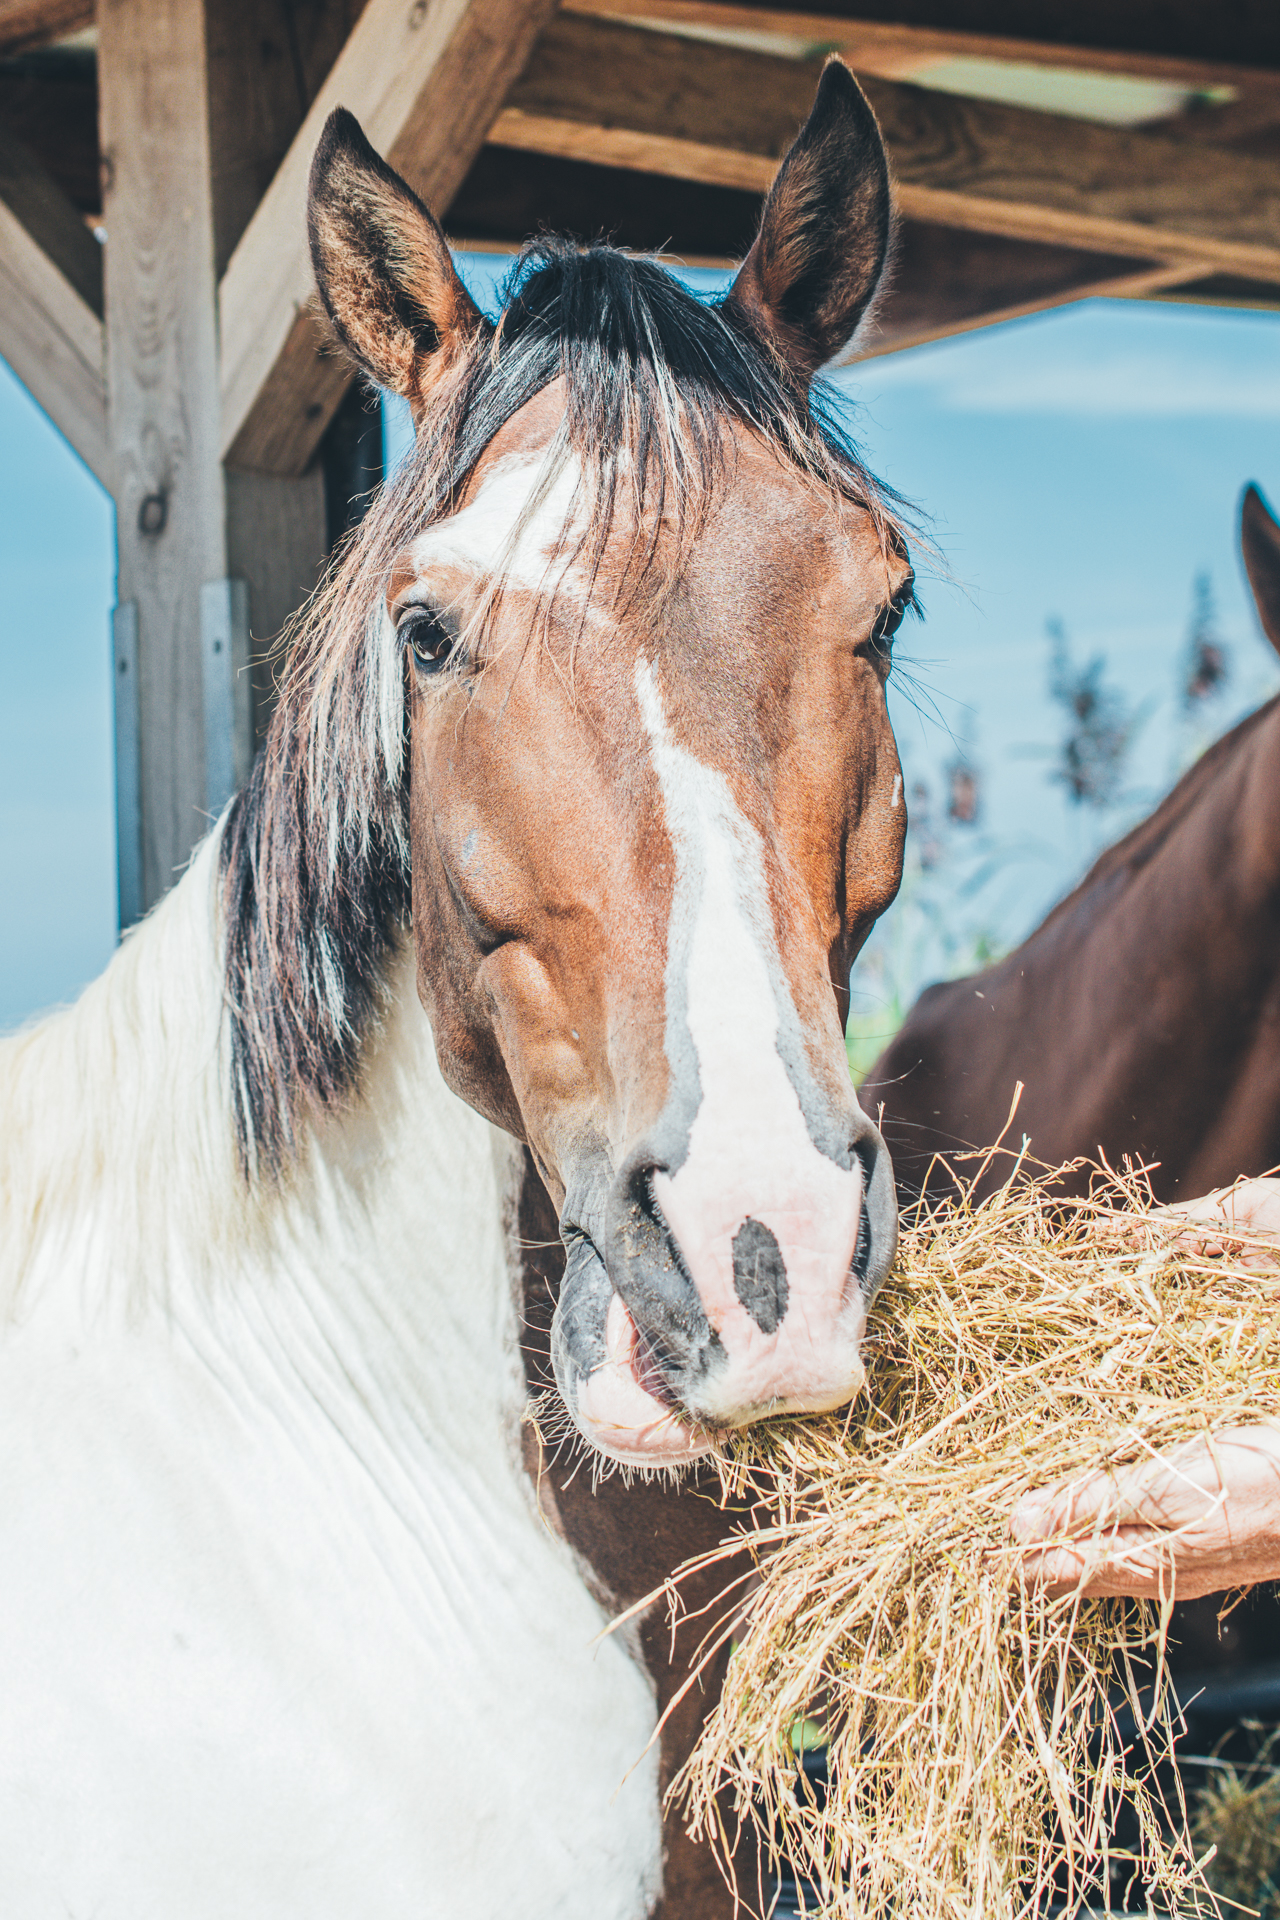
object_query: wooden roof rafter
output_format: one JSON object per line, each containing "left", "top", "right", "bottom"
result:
{"left": 486, "top": 14, "right": 1280, "bottom": 298}
{"left": 0, "top": 112, "right": 105, "bottom": 479}
{"left": 567, "top": 0, "right": 1280, "bottom": 94}
{"left": 0, "top": 0, "right": 1278, "bottom": 494}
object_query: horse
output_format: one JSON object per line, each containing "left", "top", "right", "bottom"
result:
{"left": 0, "top": 62, "right": 915, "bottom": 1918}
{"left": 867, "top": 483, "right": 1280, "bottom": 1207}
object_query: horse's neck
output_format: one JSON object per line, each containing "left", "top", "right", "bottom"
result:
{"left": 0, "top": 836, "right": 667, "bottom": 1920}
{"left": 0, "top": 828, "right": 525, "bottom": 1496}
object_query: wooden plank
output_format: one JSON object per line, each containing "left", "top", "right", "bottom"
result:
{"left": 0, "top": 190, "right": 107, "bottom": 482}
{"left": 447, "top": 141, "right": 1208, "bottom": 353}
{"left": 492, "top": 15, "right": 1280, "bottom": 282}
{"left": 0, "top": 0, "right": 91, "bottom": 58}
{"left": 489, "top": 109, "right": 774, "bottom": 191}
{"left": 564, "top": 0, "right": 1280, "bottom": 94}
{"left": 98, "top": 0, "right": 228, "bottom": 912}
{"left": 204, "top": 0, "right": 368, "bottom": 276}
{"left": 208, "top": 0, "right": 352, "bottom": 754}
{"left": 649, "top": 0, "right": 1280, "bottom": 72}
{"left": 887, "top": 184, "right": 1280, "bottom": 279}
{"left": 849, "top": 257, "right": 1198, "bottom": 362}
{"left": 0, "top": 116, "right": 101, "bottom": 313}
{"left": 445, "top": 139, "right": 765, "bottom": 256}
{"left": 219, "top": 0, "right": 559, "bottom": 478}
{"left": 224, "top": 463, "right": 328, "bottom": 745}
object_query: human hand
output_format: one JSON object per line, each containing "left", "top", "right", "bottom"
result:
{"left": 1157, "top": 1177, "right": 1280, "bottom": 1264}
{"left": 1011, "top": 1426, "right": 1280, "bottom": 1600}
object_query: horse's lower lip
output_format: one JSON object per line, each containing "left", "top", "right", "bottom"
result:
{"left": 575, "top": 1291, "right": 717, "bottom": 1467}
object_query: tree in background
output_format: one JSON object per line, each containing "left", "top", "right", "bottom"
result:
{"left": 1046, "top": 616, "right": 1137, "bottom": 809}
{"left": 1181, "top": 571, "right": 1231, "bottom": 712}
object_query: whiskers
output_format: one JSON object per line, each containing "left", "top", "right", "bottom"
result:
{"left": 523, "top": 1387, "right": 704, "bottom": 1492}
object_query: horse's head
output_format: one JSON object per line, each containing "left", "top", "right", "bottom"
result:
{"left": 231, "top": 66, "right": 911, "bottom": 1468}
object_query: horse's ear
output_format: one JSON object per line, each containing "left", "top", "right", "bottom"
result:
{"left": 1242, "top": 483, "right": 1280, "bottom": 656}
{"left": 308, "top": 108, "right": 487, "bottom": 419}
{"left": 725, "top": 59, "right": 892, "bottom": 380}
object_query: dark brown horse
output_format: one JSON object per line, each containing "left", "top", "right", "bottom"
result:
{"left": 869, "top": 484, "right": 1280, "bottom": 1207}
{"left": 0, "top": 63, "right": 911, "bottom": 1919}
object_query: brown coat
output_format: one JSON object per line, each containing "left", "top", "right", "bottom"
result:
{"left": 869, "top": 486, "right": 1280, "bottom": 1205}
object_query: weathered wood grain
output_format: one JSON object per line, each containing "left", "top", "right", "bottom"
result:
{"left": 99, "top": 0, "right": 228, "bottom": 913}
{"left": 488, "top": 109, "right": 775, "bottom": 190}
{"left": 493, "top": 14, "right": 1280, "bottom": 281}
{"left": 219, "top": 0, "right": 560, "bottom": 478}
{"left": 0, "top": 115, "right": 101, "bottom": 312}
{"left": 0, "top": 189, "right": 106, "bottom": 481}
{"left": 686, "top": 0, "right": 1280, "bottom": 71}
{"left": 209, "top": 0, "right": 354, "bottom": 759}
{"left": 96, "top": 0, "right": 367, "bottom": 915}
{"left": 565, "top": 0, "right": 1280, "bottom": 93}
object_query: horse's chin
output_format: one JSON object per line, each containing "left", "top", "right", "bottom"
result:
{"left": 575, "top": 1292, "right": 718, "bottom": 1468}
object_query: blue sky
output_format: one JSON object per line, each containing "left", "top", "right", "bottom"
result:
{"left": 2, "top": 276, "right": 1279, "bottom": 1033}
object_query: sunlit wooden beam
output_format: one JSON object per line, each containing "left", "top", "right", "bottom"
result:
{"left": 0, "top": 122, "right": 106, "bottom": 482}
{"left": 489, "top": 15, "right": 1280, "bottom": 285}
{"left": 563, "top": 0, "right": 1280, "bottom": 94}
{"left": 218, "top": 0, "right": 559, "bottom": 478}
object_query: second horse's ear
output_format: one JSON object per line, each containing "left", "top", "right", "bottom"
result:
{"left": 1242, "top": 483, "right": 1280, "bottom": 656}
{"left": 725, "top": 59, "right": 893, "bottom": 381}
{"left": 308, "top": 108, "right": 487, "bottom": 421}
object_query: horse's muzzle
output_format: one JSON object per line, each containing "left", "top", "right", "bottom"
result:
{"left": 551, "top": 1120, "right": 897, "bottom": 1466}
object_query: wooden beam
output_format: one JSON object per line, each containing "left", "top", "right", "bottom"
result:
{"left": 445, "top": 140, "right": 764, "bottom": 256}
{"left": 0, "top": 184, "right": 106, "bottom": 483}
{"left": 489, "top": 15, "right": 1280, "bottom": 283}
{"left": 564, "top": 0, "right": 1280, "bottom": 95}
{"left": 219, "top": 0, "right": 559, "bottom": 479}
{"left": 99, "top": 0, "right": 361, "bottom": 917}
{"left": 489, "top": 109, "right": 773, "bottom": 191}
{"left": 850, "top": 255, "right": 1199, "bottom": 362}
{"left": 445, "top": 143, "right": 1211, "bottom": 352}
{"left": 0, "top": 116, "right": 101, "bottom": 312}
{"left": 207, "top": 0, "right": 349, "bottom": 752}
{"left": 624, "top": 0, "right": 1280, "bottom": 72}
{"left": 98, "top": 0, "right": 229, "bottom": 913}
{"left": 0, "top": 0, "right": 91, "bottom": 58}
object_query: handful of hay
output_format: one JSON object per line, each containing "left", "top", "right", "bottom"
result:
{"left": 671, "top": 1166, "right": 1280, "bottom": 1919}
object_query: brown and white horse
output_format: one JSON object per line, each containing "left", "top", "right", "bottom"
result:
{"left": 0, "top": 66, "right": 911, "bottom": 1917}
{"left": 870, "top": 484, "right": 1280, "bottom": 1206}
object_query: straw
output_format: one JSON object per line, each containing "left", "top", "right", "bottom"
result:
{"left": 665, "top": 1159, "right": 1280, "bottom": 1920}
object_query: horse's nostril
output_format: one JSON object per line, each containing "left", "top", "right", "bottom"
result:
{"left": 731, "top": 1216, "right": 790, "bottom": 1334}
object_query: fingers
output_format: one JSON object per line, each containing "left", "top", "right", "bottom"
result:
{"left": 1156, "top": 1177, "right": 1280, "bottom": 1266}
{"left": 1018, "top": 1534, "right": 1227, "bottom": 1601}
{"left": 1090, "top": 1178, "right": 1280, "bottom": 1266}
{"left": 1014, "top": 1449, "right": 1225, "bottom": 1548}
{"left": 1011, "top": 1431, "right": 1280, "bottom": 1600}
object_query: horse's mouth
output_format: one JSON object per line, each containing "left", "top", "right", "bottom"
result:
{"left": 550, "top": 1225, "right": 719, "bottom": 1467}
{"left": 575, "top": 1289, "right": 720, "bottom": 1468}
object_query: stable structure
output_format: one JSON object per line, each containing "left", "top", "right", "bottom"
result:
{"left": 1, "top": 0, "right": 1277, "bottom": 922}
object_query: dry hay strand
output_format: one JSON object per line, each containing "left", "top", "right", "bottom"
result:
{"left": 664, "top": 1159, "right": 1280, "bottom": 1920}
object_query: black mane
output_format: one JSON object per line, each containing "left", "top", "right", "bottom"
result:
{"left": 221, "top": 240, "right": 902, "bottom": 1174}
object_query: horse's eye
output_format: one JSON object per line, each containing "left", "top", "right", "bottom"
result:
{"left": 870, "top": 601, "right": 905, "bottom": 651}
{"left": 400, "top": 608, "right": 456, "bottom": 674}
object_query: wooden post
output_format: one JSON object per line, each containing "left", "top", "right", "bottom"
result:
{"left": 96, "top": 0, "right": 542, "bottom": 923}
{"left": 98, "top": 0, "right": 229, "bottom": 915}
{"left": 97, "top": 0, "right": 338, "bottom": 921}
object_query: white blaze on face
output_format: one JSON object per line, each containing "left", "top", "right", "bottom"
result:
{"left": 404, "top": 453, "right": 586, "bottom": 596}
{"left": 635, "top": 661, "right": 867, "bottom": 1420}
